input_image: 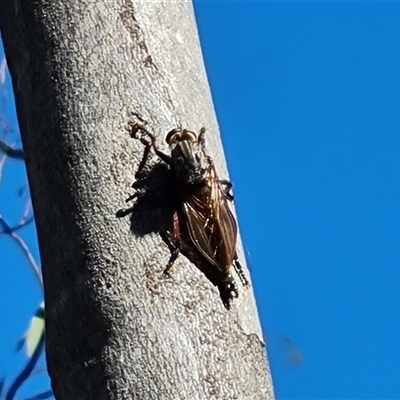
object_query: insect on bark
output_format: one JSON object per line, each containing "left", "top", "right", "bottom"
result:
{"left": 117, "top": 120, "right": 249, "bottom": 309}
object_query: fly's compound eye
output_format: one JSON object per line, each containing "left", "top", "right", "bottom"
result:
{"left": 166, "top": 128, "right": 197, "bottom": 146}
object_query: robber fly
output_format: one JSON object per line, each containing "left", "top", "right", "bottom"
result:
{"left": 118, "top": 120, "right": 249, "bottom": 309}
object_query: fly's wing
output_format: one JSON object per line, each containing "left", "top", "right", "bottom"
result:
{"left": 212, "top": 185, "right": 238, "bottom": 267}
{"left": 177, "top": 234, "right": 239, "bottom": 309}
{"left": 210, "top": 176, "right": 238, "bottom": 269}
{"left": 181, "top": 165, "right": 238, "bottom": 274}
{"left": 181, "top": 194, "right": 219, "bottom": 268}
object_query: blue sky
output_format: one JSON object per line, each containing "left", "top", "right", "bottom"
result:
{"left": 1, "top": 2, "right": 400, "bottom": 399}
{"left": 0, "top": 46, "right": 46, "bottom": 398}
{"left": 194, "top": 2, "right": 400, "bottom": 399}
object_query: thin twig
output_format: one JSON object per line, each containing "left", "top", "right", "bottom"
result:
{"left": 21, "top": 198, "right": 33, "bottom": 223}
{"left": 23, "top": 389, "right": 53, "bottom": 400}
{"left": 0, "top": 139, "right": 24, "bottom": 159}
{"left": 9, "top": 230, "right": 42, "bottom": 289}
{"left": 5, "top": 333, "right": 45, "bottom": 400}
{"left": 12, "top": 200, "right": 34, "bottom": 232}
{"left": 0, "top": 215, "right": 42, "bottom": 289}
{"left": 0, "top": 152, "right": 7, "bottom": 184}
{"left": 0, "top": 56, "right": 6, "bottom": 85}
{"left": 10, "top": 216, "right": 34, "bottom": 232}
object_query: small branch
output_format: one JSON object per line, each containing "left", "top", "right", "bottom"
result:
{"left": 23, "top": 389, "right": 53, "bottom": 400}
{"left": 0, "top": 215, "right": 42, "bottom": 289}
{"left": 9, "top": 230, "right": 43, "bottom": 289}
{"left": 20, "top": 199, "right": 33, "bottom": 223}
{"left": 5, "top": 333, "right": 45, "bottom": 400}
{"left": 0, "top": 152, "right": 7, "bottom": 184}
{"left": 12, "top": 201, "right": 34, "bottom": 232}
{"left": 0, "top": 57, "right": 6, "bottom": 85}
{"left": 10, "top": 216, "right": 34, "bottom": 232}
{"left": 0, "top": 139, "right": 24, "bottom": 159}
{"left": 0, "top": 378, "right": 5, "bottom": 398}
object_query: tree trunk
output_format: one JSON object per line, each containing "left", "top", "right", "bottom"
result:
{"left": 0, "top": 1, "right": 273, "bottom": 399}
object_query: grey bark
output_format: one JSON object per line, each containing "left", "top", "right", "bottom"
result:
{"left": 0, "top": 1, "right": 273, "bottom": 399}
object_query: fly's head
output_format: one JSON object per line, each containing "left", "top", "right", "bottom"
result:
{"left": 166, "top": 128, "right": 208, "bottom": 186}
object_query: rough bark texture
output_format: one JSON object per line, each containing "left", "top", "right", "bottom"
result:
{"left": 0, "top": 1, "right": 273, "bottom": 399}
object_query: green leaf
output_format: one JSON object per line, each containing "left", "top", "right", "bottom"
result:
{"left": 23, "top": 303, "right": 45, "bottom": 357}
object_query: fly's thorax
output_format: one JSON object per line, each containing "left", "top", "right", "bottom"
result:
{"left": 172, "top": 157, "right": 207, "bottom": 186}
{"left": 166, "top": 128, "right": 209, "bottom": 186}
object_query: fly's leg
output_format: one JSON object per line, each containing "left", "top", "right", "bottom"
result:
{"left": 218, "top": 275, "right": 239, "bottom": 310}
{"left": 198, "top": 127, "right": 214, "bottom": 165}
{"left": 160, "top": 232, "right": 181, "bottom": 275}
{"left": 233, "top": 253, "right": 250, "bottom": 288}
{"left": 197, "top": 127, "right": 234, "bottom": 200}
{"left": 198, "top": 126, "right": 206, "bottom": 148}
{"left": 160, "top": 212, "right": 181, "bottom": 275}
{"left": 129, "top": 119, "right": 172, "bottom": 166}
{"left": 197, "top": 127, "right": 215, "bottom": 169}
{"left": 219, "top": 180, "right": 234, "bottom": 201}
{"left": 126, "top": 119, "right": 156, "bottom": 181}
{"left": 219, "top": 180, "right": 232, "bottom": 190}
{"left": 134, "top": 139, "right": 152, "bottom": 180}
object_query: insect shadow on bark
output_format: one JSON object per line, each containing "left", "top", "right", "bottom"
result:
{"left": 117, "top": 161, "right": 177, "bottom": 238}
